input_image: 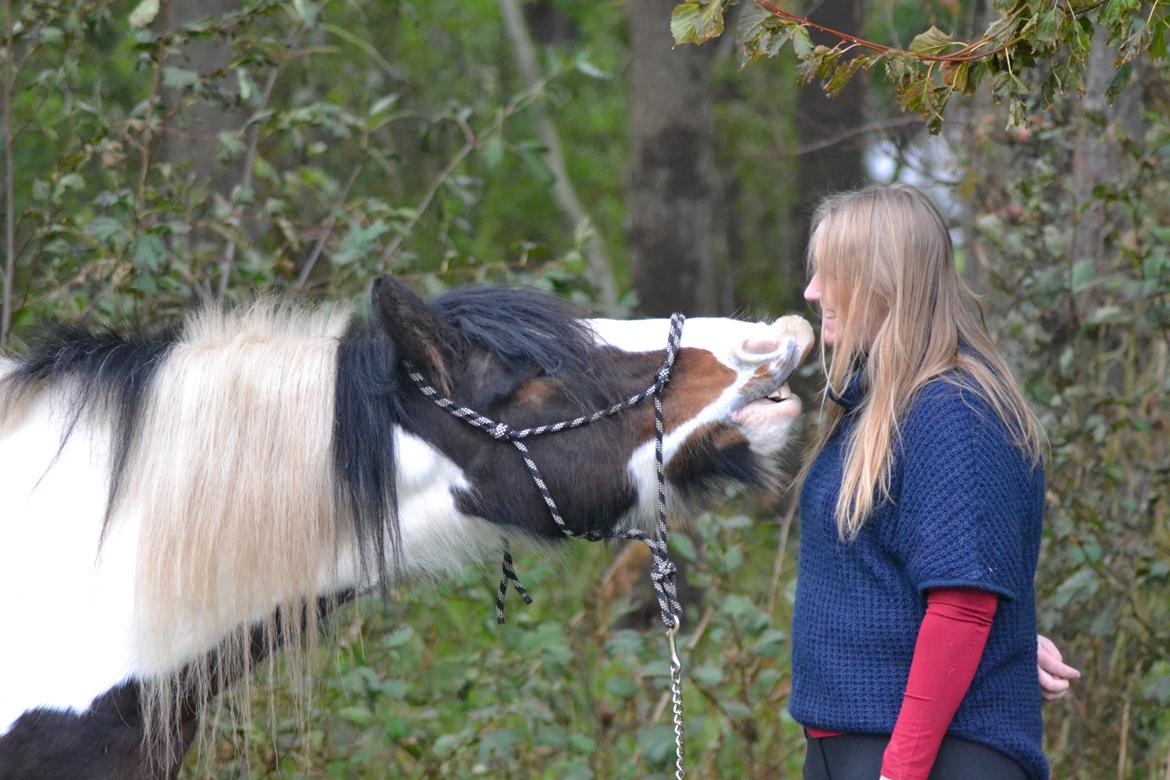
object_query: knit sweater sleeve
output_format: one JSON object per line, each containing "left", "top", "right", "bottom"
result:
{"left": 890, "top": 382, "right": 1033, "bottom": 601}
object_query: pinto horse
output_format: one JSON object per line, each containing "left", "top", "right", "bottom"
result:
{"left": 0, "top": 277, "right": 813, "bottom": 778}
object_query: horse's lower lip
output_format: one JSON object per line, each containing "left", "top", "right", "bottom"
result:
{"left": 730, "top": 395, "right": 798, "bottom": 426}
{"left": 737, "top": 394, "right": 794, "bottom": 416}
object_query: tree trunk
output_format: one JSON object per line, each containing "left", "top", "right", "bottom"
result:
{"left": 625, "top": 0, "right": 720, "bottom": 316}
{"left": 159, "top": 0, "right": 245, "bottom": 199}
{"left": 788, "top": 0, "right": 866, "bottom": 307}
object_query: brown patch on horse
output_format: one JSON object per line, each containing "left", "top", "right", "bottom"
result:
{"left": 635, "top": 348, "right": 736, "bottom": 440}
{"left": 513, "top": 377, "right": 560, "bottom": 405}
{"left": 511, "top": 347, "right": 735, "bottom": 440}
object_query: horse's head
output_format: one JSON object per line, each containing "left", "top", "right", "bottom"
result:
{"left": 372, "top": 277, "right": 813, "bottom": 542}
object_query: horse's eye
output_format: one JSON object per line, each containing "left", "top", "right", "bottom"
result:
{"left": 531, "top": 364, "right": 546, "bottom": 378}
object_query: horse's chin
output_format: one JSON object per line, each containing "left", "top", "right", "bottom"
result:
{"left": 733, "top": 397, "right": 801, "bottom": 423}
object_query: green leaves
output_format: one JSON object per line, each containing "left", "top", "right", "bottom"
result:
{"left": 132, "top": 234, "right": 167, "bottom": 271}
{"left": 671, "top": 0, "right": 725, "bottom": 46}
{"left": 737, "top": 4, "right": 800, "bottom": 61}
{"left": 1108, "top": 61, "right": 1134, "bottom": 98}
{"left": 908, "top": 25, "right": 955, "bottom": 56}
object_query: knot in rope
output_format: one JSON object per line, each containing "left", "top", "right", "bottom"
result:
{"left": 491, "top": 422, "right": 511, "bottom": 440}
{"left": 650, "top": 556, "right": 677, "bottom": 584}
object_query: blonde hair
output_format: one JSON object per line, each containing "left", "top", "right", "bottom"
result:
{"left": 800, "top": 184, "right": 1044, "bottom": 540}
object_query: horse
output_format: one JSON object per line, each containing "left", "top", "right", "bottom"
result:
{"left": 0, "top": 277, "right": 813, "bottom": 778}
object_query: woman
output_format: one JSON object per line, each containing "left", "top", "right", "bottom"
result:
{"left": 791, "top": 185, "right": 1072, "bottom": 780}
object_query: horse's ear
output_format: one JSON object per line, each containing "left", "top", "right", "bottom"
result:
{"left": 371, "top": 276, "right": 462, "bottom": 393}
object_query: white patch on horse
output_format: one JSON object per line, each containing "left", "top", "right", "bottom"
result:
{"left": 589, "top": 316, "right": 776, "bottom": 362}
{"left": 393, "top": 429, "right": 501, "bottom": 578}
{"left": 0, "top": 389, "right": 139, "bottom": 736}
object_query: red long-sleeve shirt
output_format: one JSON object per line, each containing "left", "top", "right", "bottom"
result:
{"left": 805, "top": 587, "right": 999, "bottom": 780}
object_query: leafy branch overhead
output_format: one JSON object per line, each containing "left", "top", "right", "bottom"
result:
{"left": 672, "top": 0, "right": 1170, "bottom": 132}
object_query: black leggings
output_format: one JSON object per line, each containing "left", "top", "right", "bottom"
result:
{"left": 803, "top": 732, "right": 1029, "bottom": 780}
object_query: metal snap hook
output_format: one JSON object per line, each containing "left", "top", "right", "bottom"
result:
{"left": 666, "top": 614, "right": 682, "bottom": 669}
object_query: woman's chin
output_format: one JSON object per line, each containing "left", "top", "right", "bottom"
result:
{"left": 818, "top": 313, "right": 837, "bottom": 346}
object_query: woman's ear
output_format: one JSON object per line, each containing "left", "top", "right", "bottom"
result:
{"left": 370, "top": 276, "right": 463, "bottom": 394}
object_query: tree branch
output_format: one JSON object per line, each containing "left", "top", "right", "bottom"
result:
{"left": 1, "top": 0, "right": 17, "bottom": 347}
{"left": 376, "top": 126, "right": 477, "bottom": 271}
{"left": 217, "top": 33, "right": 288, "bottom": 304}
{"left": 294, "top": 162, "right": 363, "bottom": 292}
{"left": 783, "top": 114, "right": 923, "bottom": 156}
{"left": 752, "top": 0, "right": 1012, "bottom": 63}
{"left": 138, "top": 53, "right": 166, "bottom": 208}
{"left": 497, "top": 0, "right": 620, "bottom": 314}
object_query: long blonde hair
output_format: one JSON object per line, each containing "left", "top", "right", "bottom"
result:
{"left": 800, "top": 184, "right": 1044, "bottom": 540}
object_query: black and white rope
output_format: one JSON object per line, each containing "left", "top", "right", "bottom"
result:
{"left": 495, "top": 538, "right": 532, "bottom": 624}
{"left": 405, "top": 313, "right": 687, "bottom": 777}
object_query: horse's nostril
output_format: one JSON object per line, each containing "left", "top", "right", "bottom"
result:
{"left": 741, "top": 337, "right": 780, "bottom": 356}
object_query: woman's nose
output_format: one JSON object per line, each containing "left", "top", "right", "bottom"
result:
{"left": 804, "top": 274, "right": 821, "bottom": 304}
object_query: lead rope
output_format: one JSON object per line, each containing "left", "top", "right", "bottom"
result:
{"left": 405, "top": 313, "right": 687, "bottom": 778}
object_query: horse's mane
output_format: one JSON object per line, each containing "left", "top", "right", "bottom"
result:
{"left": 0, "top": 287, "right": 623, "bottom": 759}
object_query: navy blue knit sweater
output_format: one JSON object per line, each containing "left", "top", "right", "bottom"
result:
{"left": 790, "top": 372, "right": 1047, "bottom": 780}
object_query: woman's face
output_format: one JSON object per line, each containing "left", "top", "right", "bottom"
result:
{"left": 803, "top": 272, "right": 837, "bottom": 347}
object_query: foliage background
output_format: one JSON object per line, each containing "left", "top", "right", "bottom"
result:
{"left": 1, "top": 0, "right": 1168, "bottom": 778}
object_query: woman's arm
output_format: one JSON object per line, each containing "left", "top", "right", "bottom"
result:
{"left": 878, "top": 588, "right": 998, "bottom": 780}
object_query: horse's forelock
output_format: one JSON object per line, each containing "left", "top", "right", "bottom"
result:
{"left": 431, "top": 287, "right": 621, "bottom": 406}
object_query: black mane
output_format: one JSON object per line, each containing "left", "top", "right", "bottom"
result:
{"left": 333, "top": 320, "right": 402, "bottom": 590}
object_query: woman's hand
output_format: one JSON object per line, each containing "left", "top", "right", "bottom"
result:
{"left": 1038, "top": 634, "right": 1081, "bottom": 701}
